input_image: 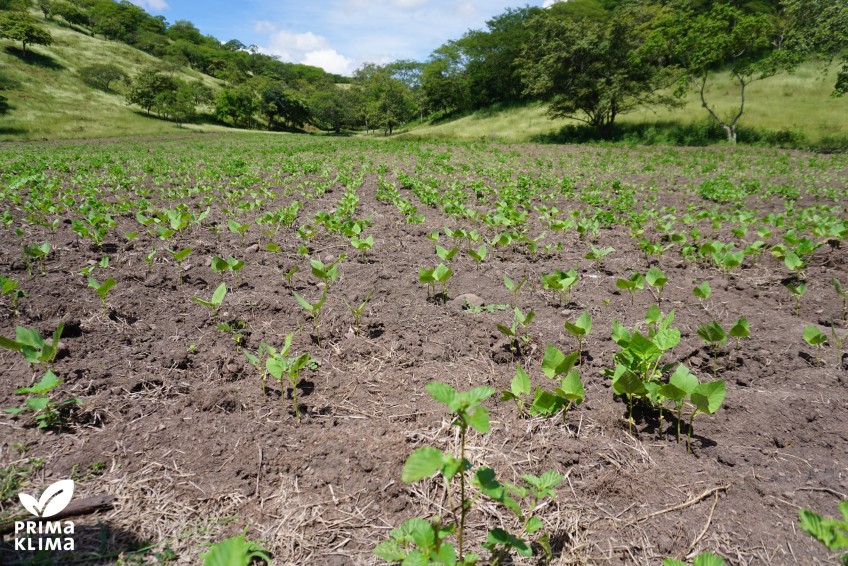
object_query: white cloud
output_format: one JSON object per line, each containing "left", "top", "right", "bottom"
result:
{"left": 129, "top": 0, "right": 168, "bottom": 11}
{"left": 302, "top": 49, "right": 356, "bottom": 75}
{"left": 543, "top": 0, "right": 566, "bottom": 7}
{"left": 258, "top": 28, "right": 356, "bottom": 75}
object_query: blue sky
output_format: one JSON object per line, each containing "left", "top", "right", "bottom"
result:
{"left": 129, "top": 0, "right": 551, "bottom": 75}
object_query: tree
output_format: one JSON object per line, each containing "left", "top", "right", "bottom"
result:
{"left": 308, "top": 87, "right": 353, "bottom": 133}
{"left": 52, "top": 2, "right": 89, "bottom": 28}
{"left": 37, "top": 0, "right": 53, "bottom": 19}
{"left": 157, "top": 81, "right": 196, "bottom": 126}
{"left": 420, "top": 44, "right": 470, "bottom": 116}
{"left": 127, "top": 67, "right": 177, "bottom": 115}
{"left": 188, "top": 81, "right": 214, "bottom": 107}
{"left": 0, "top": 12, "right": 54, "bottom": 55}
{"left": 356, "top": 64, "right": 416, "bottom": 135}
{"left": 782, "top": 0, "right": 848, "bottom": 96}
{"left": 79, "top": 64, "right": 129, "bottom": 92}
{"left": 262, "top": 84, "right": 310, "bottom": 130}
{"left": 519, "top": 7, "right": 674, "bottom": 137}
{"left": 215, "top": 85, "right": 257, "bottom": 128}
{"left": 648, "top": 2, "right": 797, "bottom": 144}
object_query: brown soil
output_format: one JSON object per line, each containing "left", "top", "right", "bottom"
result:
{"left": 0, "top": 136, "right": 847, "bottom": 565}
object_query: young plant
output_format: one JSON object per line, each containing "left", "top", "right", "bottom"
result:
{"left": 23, "top": 242, "right": 50, "bottom": 277}
{"left": 503, "top": 274, "right": 528, "bottom": 309}
{"left": 693, "top": 281, "right": 712, "bottom": 309}
{"left": 798, "top": 500, "right": 848, "bottom": 565}
{"left": 0, "top": 323, "right": 64, "bottom": 368}
{"left": 350, "top": 235, "right": 374, "bottom": 257}
{"left": 833, "top": 277, "right": 848, "bottom": 322}
{"left": 342, "top": 291, "right": 373, "bottom": 334}
{"left": 211, "top": 256, "right": 245, "bottom": 282}
{"left": 143, "top": 248, "right": 156, "bottom": 273}
{"left": 309, "top": 254, "right": 345, "bottom": 292}
{"left": 663, "top": 552, "right": 727, "bottom": 566}
{"left": 217, "top": 320, "right": 246, "bottom": 346}
{"left": 294, "top": 287, "right": 328, "bottom": 345}
{"left": 227, "top": 219, "right": 251, "bottom": 244}
{"left": 657, "top": 364, "right": 698, "bottom": 445}
{"left": 786, "top": 282, "right": 807, "bottom": 316}
{"left": 584, "top": 244, "right": 614, "bottom": 270}
{"left": 4, "top": 370, "right": 80, "bottom": 429}
{"left": 419, "top": 263, "right": 453, "bottom": 302}
{"left": 500, "top": 365, "right": 532, "bottom": 417}
{"left": 496, "top": 308, "right": 535, "bottom": 354}
{"left": 166, "top": 247, "right": 192, "bottom": 284}
{"left": 540, "top": 268, "right": 579, "bottom": 306}
{"left": 728, "top": 316, "right": 750, "bottom": 356}
{"left": 687, "top": 380, "right": 726, "bottom": 453}
{"left": 436, "top": 245, "right": 459, "bottom": 265}
{"left": 0, "top": 274, "right": 27, "bottom": 314}
{"left": 201, "top": 532, "right": 271, "bottom": 566}
{"left": 831, "top": 323, "right": 848, "bottom": 367}
{"left": 697, "top": 321, "right": 727, "bottom": 379}
{"left": 563, "top": 312, "right": 592, "bottom": 366}
{"left": 532, "top": 346, "right": 583, "bottom": 419}
{"left": 266, "top": 333, "right": 314, "bottom": 422}
{"left": 616, "top": 272, "right": 645, "bottom": 305}
{"left": 468, "top": 244, "right": 487, "bottom": 270}
{"left": 87, "top": 277, "right": 116, "bottom": 317}
{"left": 193, "top": 282, "right": 227, "bottom": 318}
{"left": 243, "top": 342, "right": 272, "bottom": 399}
{"left": 645, "top": 267, "right": 669, "bottom": 306}
{"left": 803, "top": 325, "right": 829, "bottom": 365}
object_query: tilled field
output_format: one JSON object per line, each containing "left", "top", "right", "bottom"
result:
{"left": 0, "top": 134, "right": 847, "bottom": 565}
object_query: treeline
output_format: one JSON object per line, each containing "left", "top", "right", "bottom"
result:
{"left": 1, "top": 0, "right": 846, "bottom": 140}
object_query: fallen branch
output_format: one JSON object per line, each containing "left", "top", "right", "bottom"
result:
{"left": 628, "top": 483, "right": 731, "bottom": 526}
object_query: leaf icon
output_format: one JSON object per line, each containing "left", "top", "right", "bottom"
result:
{"left": 39, "top": 480, "right": 75, "bottom": 518}
{"left": 18, "top": 492, "right": 41, "bottom": 517}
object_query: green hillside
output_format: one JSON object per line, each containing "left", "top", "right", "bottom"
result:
{"left": 0, "top": 15, "right": 228, "bottom": 140}
{"left": 400, "top": 61, "right": 848, "bottom": 145}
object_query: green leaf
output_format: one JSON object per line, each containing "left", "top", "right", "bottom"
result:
{"left": 669, "top": 365, "right": 699, "bottom": 396}
{"left": 402, "top": 446, "right": 445, "bottom": 482}
{"left": 293, "top": 291, "right": 314, "bottom": 312}
{"left": 559, "top": 370, "right": 584, "bottom": 404}
{"left": 201, "top": 533, "right": 271, "bottom": 566}
{"left": 646, "top": 267, "right": 668, "bottom": 288}
{"left": 464, "top": 386, "right": 496, "bottom": 406}
{"left": 691, "top": 381, "right": 726, "bottom": 415}
{"left": 425, "top": 381, "right": 457, "bottom": 405}
{"left": 803, "top": 326, "right": 828, "bottom": 347}
{"left": 693, "top": 281, "right": 712, "bottom": 299}
{"left": 530, "top": 388, "right": 565, "bottom": 417}
{"left": 465, "top": 406, "right": 490, "bottom": 434}
{"left": 728, "top": 316, "right": 750, "bottom": 339}
{"left": 511, "top": 366, "right": 531, "bottom": 397}
{"left": 612, "top": 366, "right": 646, "bottom": 397}
{"left": 564, "top": 312, "right": 591, "bottom": 337}
{"left": 483, "top": 529, "right": 532, "bottom": 557}
{"left": 526, "top": 516, "right": 544, "bottom": 534}
{"left": 541, "top": 346, "right": 578, "bottom": 378}
{"left": 692, "top": 553, "right": 727, "bottom": 566}
{"left": 697, "top": 321, "right": 727, "bottom": 346}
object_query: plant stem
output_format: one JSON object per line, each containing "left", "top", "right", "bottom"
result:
{"left": 687, "top": 412, "right": 698, "bottom": 454}
{"left": 458, "top": 423, "right": 467, "bottom": 561}
{"left": 628, "top": 395, "right": 633, "bottom": 434}
{"left": 290, "top": 374, "right": 300, "bottom": 422}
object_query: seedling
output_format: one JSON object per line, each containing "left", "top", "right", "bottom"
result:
{"left": 419, "top": 263, "right": 453, "bottom": 302}
{"left": 200, "top": 531, "right": 271, "bottom": 566}
{"left": 645, "top": 267, "right": 668, "bottom": 306}
{"left": 584, "top": 245, "right": 614, "bottom": 270}
{"left": 309, "top": 254, "right": 345, "bottom": 292}
{"left": 144, "top": 248, "right": 156, "bottom": 273}
{"left": 266, "top": 334, "right": 314, "bottom": 421}
{"left": 803, "top": 325, "right": 829, "bottom": 365}
{"left": 833, "top": 277, "right": 848, "bottom": 321}
{"left": 193, "top": 282, "right": 227, "bottom": 318}
{"left": 0, "top": 323, "right": 64, "bottom": 368}
{"left": 501, "top": 365, "right": 532, "bottom": 417}
{"left": 294, "top": 287, "right": 328, "bottom": 345}
{"left": 663, "top": 552, "right": 726, "bottom": 566}
{"left": 23, "top": 242, "right": 50, "bottom": 277}
{"left": 279, "top": 265, "right": 298, "bottom": 288}
{"left": 0, "top": 275, "right": 27, "bottom": 314}
{"left": 350, "top": 235, "right": 374, "bottom": 257}
{"left": 496, "top": 308, "right": 535, "bottom": 354}
{"left": 4, "top": 370, "right": 80, "bottom": 429}
{"left": 342, "top": 291, "right": 373, "bottom": 333}
{"left": 87, "top": 277, "right": 116, "bottom": 317}
{"left": 503, "top": 274, "right": 528, "bottom": 309}
{"left": 211, "top": 256, "right": 245, "bottom": 282}
{"left": 831, "top": 323, "right": 848, "bottom": 367}
{"left": 728, "top": 316, "right": 750, "bottom": 356}
{"left": 697, "top": 321, "right": 727, "bottom": 379}
{"left": 616, "top": 272, "right": 645, "bottom": 305}
{"left": 563, "top": 312, "right": 592, "bottom": 366}
{"left": 785, "top": 282, "right": 807, "bottom": 316}
{"left": 243, "top": 342, "right": 272, "bottom": 398}
{"left": 217, "top": 320, "right": 246, "bottom": 346}
{"left": 657, "top": 364, "right": 698, "bottom": 444}
{"left": 693, "top": 281, "right": 712, "bottom": 309}
{"left": 540, "top": 268, "right": 578, "bottom": 306}
{"left": 436, "top": 245, "right": 459, "bottom": 265}
{"left": 227, "top": 219, "right": 251, "bottom": 244}
{"left": 166, "top": 247, "right": 192, "bottom": 284}
{"left": 798, "top": 500, "right": 848, "bottom": 564}
{"left": 468, "top": 244, "right": 487, "bottom": 270}
{"left": 532, "top": 346, "right": 583, "bottom": 418}
{"left": 687, "top": 380, "right": 726, "bottom": 453}
{"left": 612, "top": 365, "right": 647, "bottom": 434}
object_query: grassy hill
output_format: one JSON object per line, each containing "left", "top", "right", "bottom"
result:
{"left": 0, "top": 15, "right": 228, "bottom": 141}
{"left": 400, "top": 61, "right": 848, "bottom": 145}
